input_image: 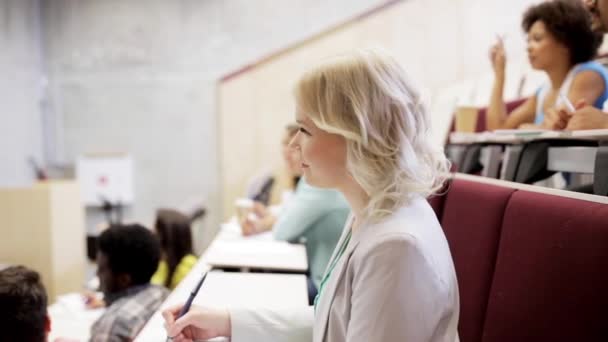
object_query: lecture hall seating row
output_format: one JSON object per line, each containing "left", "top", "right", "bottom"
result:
{"left": 430, "top": 174, "right": 608, "bottom": 342}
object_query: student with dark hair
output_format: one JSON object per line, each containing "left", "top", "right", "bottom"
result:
{"left": 0, "top": 266, "right": 51, "bottom": 342}
{"left": 549, "top": 0, "right": 608, "bottom": 130}
{"left": 151, "top": 209, "right": 198, "bottom": 290}
{"left": 486, "top": 0, "right": 608, "bottom": 130}
{"left": 90, "top": 224, "right": 168, "bottom": 342}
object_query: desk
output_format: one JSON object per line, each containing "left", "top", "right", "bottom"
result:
{"left": 49, "top": 218, "right": 308, "bottom": 341}
{"left": 215, "top": 220, "right": 275, "bottom": 241}
{"left": 47, "top": 293, "right": 105, "bottom": 341}
{"left": 447, "top": 132, "right": 526, "bottom": 176}
{"left": 135, "top": 270, "right": 308, "bottom": 341}
{"left": 450, "top": 129, "right": 608, "bottom": 144}
{"left": 203, "top": 220, "right": 308, "bottom": 272}
{"left": 204, "top": 239, "right": 308, "bottom": 272}
{"left": 548, "top": 147, "right": 597, "bottom": 173}
{"left": 448, "top": 129, "right": 608, "bottom": 195}
{"left": 135, "top": 220, "right": 309, "bottom": 340}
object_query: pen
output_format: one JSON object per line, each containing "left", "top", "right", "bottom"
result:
{"left": 559, "top": 93, "right": 576, "bottom": 113}
{"left": 178, "top": 271, "right": 208, "bottom": 318}
{"left": 166, "top": 271, "right": 208, "bottom": 341}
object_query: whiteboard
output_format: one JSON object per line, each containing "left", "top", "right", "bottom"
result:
{"left": 76, "top": 154, "right": 134, "bottom": 206}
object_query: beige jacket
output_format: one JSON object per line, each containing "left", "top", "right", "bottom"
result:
{"left": 231, "top": 197, "right": 460, "bottom": 342}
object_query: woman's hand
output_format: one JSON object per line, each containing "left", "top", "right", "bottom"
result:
{"left": 541, "top": 107, "right": 570, "bottom": 130}
{"left": 241, "top": 217, "right": 261, "bottom": 236}
{"left": 241, "top": 215, "right": 276, "bottom": 236}
{"left": 241, "top": 201, "right": 275, "bottom": 236}
{"left": 566, "top": 100, "right": 608, "bottom": 130}
{"left": 162, "top": 305, "right": 231, "bottom": 342}
{"left": 252, "top": 201, "right": 269, "bottom": 217}
{"left": 489, "top": 37, "right": 506, "bottom": 77}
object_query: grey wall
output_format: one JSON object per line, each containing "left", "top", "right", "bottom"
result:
{"left": 0, "top": 0, "right": 44, "bottom": 187}
{"left": 42, "top": 0, "right": 383, "bottom": 239}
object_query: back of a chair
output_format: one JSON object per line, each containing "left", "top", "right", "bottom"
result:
{"left": 447, "top": 98, "right": 528, "bottom": 139}
{"left": 440, "top": 179, "right": 515, "bottom": 342}
{"left": 428, "top": 180, "right": 451, "bottom": 221}
{"left": 482, "top": 190, "right": 608, "bottom": 342}
{"left": 475, "top": 98, "right": 527, "bottom": 132}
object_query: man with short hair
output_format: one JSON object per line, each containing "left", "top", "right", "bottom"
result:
{"left": 90, "top": 224, "right": 168, "bottom": 342}
{"left": 0, "top": 266, "right": 51, "bottom": 342}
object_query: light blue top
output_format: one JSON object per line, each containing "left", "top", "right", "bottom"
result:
{"left": 273, "top": 178, "right": 350, "bottom": 288}
{"left": 534, "top": 61, "right": 608, "bottom": 124}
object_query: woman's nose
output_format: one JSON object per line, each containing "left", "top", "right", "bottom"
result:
{"left": 288, "top": 131, "right": 301, "bottom": 150}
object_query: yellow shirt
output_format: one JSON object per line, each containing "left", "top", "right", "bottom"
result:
{"left": 151, "top": 254, "right": 198, "bottom": 290}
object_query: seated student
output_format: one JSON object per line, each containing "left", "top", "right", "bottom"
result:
{"left": 90, "top": 224, "right": 169, "bottom": 342}
{"left": 242, "top": 143, "right": 350, "bottom": 303}
{"left": 240, "top": 124, "right": 303, "bottom": 233}
{"left": 272, "top": 124, "right": 304, "bottom": 202}
{"left": 486, "top": 0, "right": 607, "bottom": 131}
{"left": 151, "top": 209, "right": 198, "bottom": 290}
{"left": 547, "top": 0, "right": 608, "bottom": 130}
{"left": 544, "top": 0, "right": 608, "bottom": 194}
{"left": 246, "top": 124, "right": 302, "bottom": 207}
{"left": 163, "top": 48, "right": 458, "bottom": 342}
{"left": 0, "top": 266, "right": 51, "bottom": 342}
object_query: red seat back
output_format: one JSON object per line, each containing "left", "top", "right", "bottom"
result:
{"left": 482, "top": 190, "right": 608, "bottom": 342}
{"left": 441, "top": 179, "right": 515, "bottom": 342}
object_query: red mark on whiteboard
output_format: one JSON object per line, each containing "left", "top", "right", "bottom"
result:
{"left": 98, "top": 176, "right": 108, "bottom": 186}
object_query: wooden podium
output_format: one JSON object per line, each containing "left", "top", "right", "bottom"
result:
{"left": 0, "top": 181, "right": 86, "bottom": 302}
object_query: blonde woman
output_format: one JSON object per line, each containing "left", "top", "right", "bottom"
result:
{"left": 163, "top": 49, "right": 460, "bottom": 342}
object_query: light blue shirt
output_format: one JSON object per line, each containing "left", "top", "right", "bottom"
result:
{"left": 273, "top": 179, "right": 350, "bottom": 288}
{"left": 535, "top": 60, "right": 608, "bottom": 124}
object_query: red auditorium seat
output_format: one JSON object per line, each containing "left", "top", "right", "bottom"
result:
{"left": 441, "top": 179, "right": 515, "bottom": 342}
{"left": 428, "top": 175, "right": 608, "bottom": 342}
{"left": 482, "top": 190, "right": 608, "bottom": 342}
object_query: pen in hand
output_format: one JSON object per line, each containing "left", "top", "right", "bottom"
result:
{"left": 559, "top": 93, "right": 576, "bottom": 113}
{"left": 166, "top": 271, "right": 208, "bottom": 341}
{"left": 178, "top": 271, "right": 208, "bottom": 318}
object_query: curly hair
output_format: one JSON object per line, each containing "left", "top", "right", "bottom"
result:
{"left": 522, "top": 0, "right": 603, "bottom": 65}
{"left": 294, "top": 48, "right": 450, "bottom": 223}
{"left": 98, "top": 223, "right": 161, "bottom": 285}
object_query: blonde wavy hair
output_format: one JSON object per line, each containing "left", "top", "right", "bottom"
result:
{"left": 294, "top": 48, "right": 450, "bottom": 222}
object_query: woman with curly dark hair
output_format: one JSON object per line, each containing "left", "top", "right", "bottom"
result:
{"left": 487, "top": 0, "right": 608, "bottom": 130}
